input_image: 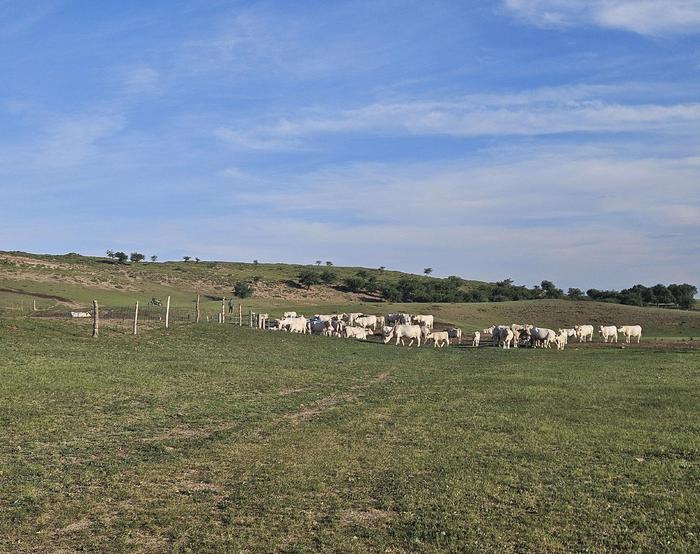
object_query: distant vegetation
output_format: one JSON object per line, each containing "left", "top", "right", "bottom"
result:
{"left": 301, "top": 268, "right": 697, "bottom": 309}
{"left": 1, "top": 250, "right": 696, "bottom": 311}
{"left": 233, "top": 281, "right": 253, "bottom": 298}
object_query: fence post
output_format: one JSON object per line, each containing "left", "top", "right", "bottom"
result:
{"left": 195, "top": 294, "right": 200, "bottom": 324}
{"left": 239, "top": 303, "right": 242, "bottom": 327}
{"left": 92, "top": 300, "right": 99, "bottom": 338}
{"left": 165, "top": 296, "right": 171, "bottom": 329}
{"left": 133, "top": 301, "right": 139, "bottom": 335}
{"left": 221, "top": 297, "right": 225, "bottom": 323}
{"left": 249, "top": 310, "right": 253, "bottom": 328}
{"left": 33, "top": 299, "right": 37, "bottom": 311}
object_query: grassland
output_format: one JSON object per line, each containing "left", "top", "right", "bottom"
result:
{"left": 1, "top": 317, "right": 699, "bottom": 552}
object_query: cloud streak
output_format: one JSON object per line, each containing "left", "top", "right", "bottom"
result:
{"left": 503, "top": 0, "right": 700, "bottom": 36}
{"left": 214, "top": 86, "right": 700, "bottom": 150}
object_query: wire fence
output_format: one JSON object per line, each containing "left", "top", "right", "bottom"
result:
{"left": 0, "top": 295, "right": 270, "bottom": 332}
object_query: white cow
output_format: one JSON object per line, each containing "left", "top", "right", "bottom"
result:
{"left": 343, "top": 312, "right": 363, "bottom": 325}
{"left": 618, "top": 325, "right": 642, "bottom": 344}
{"left": 574, "top": 325, "right": 594, "bottom": 342}
{"left": 425, "top": 331, "right": 450, "bottom": 348}
{"left": 70, "top": 311, "right": 92, "bottom": 318}
{"left": 554, "top": 331, "right": 567, "bottom": 350}
{"left": 279, "top": 317, "right": 308, "bottom": 333}
{"left": 599, "top": 325, "right": 618, "bottom": 343}
{"left": 383, "top": 324, "right": 423, "bottom": 347}
{"left": 354, "top": 315, "right": 378, "bottom": 330}
{"left": 472, "top": 331, "right": 481, "bottom": 347}
{"left": 313, "top": 314, "right": 336, "bottom": 322}
{"left": 344, "top": 326, "right": 370, "bottom": 340}
{"left": 499, "top": 328, "right": 515, "bottom": 349}
{"left": 510, "top": 328, "right": 522, "bottom": 348}
{"left": 528, "top": 327, "right": 556, "bottom": 348}
{"left": 283, "top": 311, "right": 297, "bottom": 318}
{"left": 412, "top": 315, "right": 434, "bottom": 329}
{"left": 559, "top": 328, "right": 576, "bottom": 344}
{"left": 376, "top": 315, "right": 385, "bottom": 328}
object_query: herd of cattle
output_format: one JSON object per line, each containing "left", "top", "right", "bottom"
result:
{"left": 481, "top": 324, "right": 643, "bottom": 350}
{"left": 259, "top": 311, "right": 642, "bottom": 349}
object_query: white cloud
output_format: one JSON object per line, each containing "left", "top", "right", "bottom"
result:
{"left": 123, "top": 66, "right": 160, "bottom": 95}
{"left": 0, "top": 1, "right": 61, "bottom": 37}
{"left": 217, "top": 146, "right": 700, "bottom": 287}
{"left": 37, "top": 113, "right": 125, "bottom": 167}
{"left": 213, "top": 85, "right": 700, "bottom": 149}
{"left": 503, "top": 0, "right": 700, "bottom": 36}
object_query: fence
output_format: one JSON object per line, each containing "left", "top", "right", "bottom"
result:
{"left": 7, "top": 294, "right": 272, "bottom": 336}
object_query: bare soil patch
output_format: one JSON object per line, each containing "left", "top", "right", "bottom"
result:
{"left": 341, "top": 507, "right": 394, "bottom": 527}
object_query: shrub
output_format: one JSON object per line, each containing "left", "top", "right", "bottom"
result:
{"left": 298, "top": 270, "right": 322, "bottom": 289}
{"left": 114, "top": 251, "right": 128, "bottom": 264}
{"left": 233, "top": 281, "right": 253, "bottom": 298}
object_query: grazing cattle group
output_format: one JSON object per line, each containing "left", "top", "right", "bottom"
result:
{"left": 264, "top": 311, "right": 462, "bottom": 348}
{"left": 481, "top": 322, "right": 643, "bottom": 350}
{"left": 260, "top": 310, "right": 642, "bottom": 350}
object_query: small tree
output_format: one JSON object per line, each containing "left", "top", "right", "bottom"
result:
{"left": 129, "top": 252, "right": 145, "bottom": 263}
{"left": 378, "top": 266, "right": 386, "bottom": 272}
{"left": 343, "top": 276, "right": 365, "bottom": 293}
{"left": 424, "top": 268, "right": 433, "bottom": 275}
{"left": 114, "top": 251, "right": 128, "bottom": 264}
{"left": 320, "top": 269, "right": 337, "bottom": 284}
{"left": 541, "top": 280, "right": 564, "bottom": 299}
{"left": 325, "top": 261, "right": 333, "bottom": 266}
{"left": 253, "top": 259, "right": 259, "bottom": 266}
{"left": 298, "top": 270, "right": 322, "bottom": 289}
{"left": 195, "top": 257, "right": 200, "bottom": 263}
{"left": 315, "top": 260, "right": 322, "bottom": 266}
{"left": 183, "top": 256, "right": 191, "bottom": 263}
{"left": 106, "top": 250, "right": 115, "bottom": 259}
{"left": 567, "top": 287, "right": 583, "bottom": 299}
{"left": 233, "top": 281, "right": 253, "bottom": 298}
{"left": 150, "top": 255, "right": 158, "bottom": 262}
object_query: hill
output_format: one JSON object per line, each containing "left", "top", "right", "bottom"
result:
{"left": 1, "top": 251, "right": 699, "bottom": 337}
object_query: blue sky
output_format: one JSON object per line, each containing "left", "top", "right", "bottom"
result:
{"left": 1, "top": 0, "right": 699, "bottom": 290}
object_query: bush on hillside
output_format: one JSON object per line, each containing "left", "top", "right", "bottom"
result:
{"left": 233, "top": 281, "right": 253, "bottom": 298}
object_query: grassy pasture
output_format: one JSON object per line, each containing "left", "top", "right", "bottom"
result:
{"left": 1, "top": 318, "right": 698, "bottom": 552}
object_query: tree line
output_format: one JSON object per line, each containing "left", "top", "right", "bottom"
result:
{"left": 280, "top": 270, "right": 697, "bottom": 309}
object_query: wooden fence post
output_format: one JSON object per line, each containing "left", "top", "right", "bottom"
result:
{"left": 195, "top": 294, "right": 200, "bottom": 324}
{"left": 133, "top": 301, "right": 139, "bottom": 335}
{"left": 221, "top": 297, "right": 225, "bottom": 323}
{"left": 165, "top": 296, "right": 171, "bottom": 329}
{"left": 33, "top": 299, "right": 37, "bottom": 311}
{"left": 239, "top": 303, "right": 242, "bottom": 326}
{"left": 92, "top": 300, "right": 99, "bottom": 338}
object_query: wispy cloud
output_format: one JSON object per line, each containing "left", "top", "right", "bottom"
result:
{"left": 0, "top": 0, "right": 61, "bottom": 37}
{"left": 503, "top": 0, "right": 700, "bottom": 36}
{"left": 122, "top": 66, "right": 160, "bottom": 95}
{"left": 37, "top": 112, "right": 125, "bottom": 167}
{"left": 213, "top": 85, "right": 700, "bottom": 150}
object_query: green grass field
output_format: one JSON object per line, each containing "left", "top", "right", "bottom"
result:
{"left": 1, "top": 317, "right": 698, "bottom": 552}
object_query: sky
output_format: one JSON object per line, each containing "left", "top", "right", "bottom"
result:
{"left": 1, "top": 0, "right": 699, "bottom": 290}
